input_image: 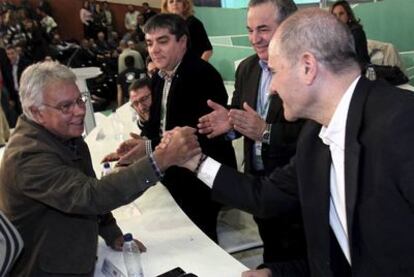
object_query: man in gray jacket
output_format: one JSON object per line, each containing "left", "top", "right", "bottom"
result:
{"left": 0, "top": 61, "right": 199, "bottom": 276}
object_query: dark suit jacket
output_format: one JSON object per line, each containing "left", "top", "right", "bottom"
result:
{"left": 212, "top": 77, "right": 414, "bottom": 276}
{"left": 142, "top": 51, "right": 236, "bottom": 167}
{"left": 142, "top": 52, "right": 236, "bottom": 240}
{"left": 231, "top": 54, "right": 304, "bottom": 174}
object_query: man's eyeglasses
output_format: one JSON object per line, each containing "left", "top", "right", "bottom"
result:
{"left": 130, "top": 94, "right": 151, "bottom": 107}
{"left": 42, "top": 94, "right": 88, "bottom": 114}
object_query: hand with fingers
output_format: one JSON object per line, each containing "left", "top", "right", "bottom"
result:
{"left": 157, "top": 130, "right": 202, "bottom": 172}
{"left": 117, "top": 133, "right": 147, "bottom": 165}
{"left": 111, "top": 235, "right": 147, "bottom": 253}
{"left": 100, "top": 132, "right": 144, "bottom": 164}
{"left": 198, "top": 99, "right": 232, "bottom": 138}
{"left": 153, "top": 126, "right": 202, "bottom": 171}
{"left": 229, "top": 102, "right": 267, "bottom": 141}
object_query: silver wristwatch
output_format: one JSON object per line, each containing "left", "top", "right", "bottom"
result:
{"left": 261, "top": 123, "right": 271, "bottom": 144}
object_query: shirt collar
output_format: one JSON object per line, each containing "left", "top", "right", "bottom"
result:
{"left": 258, "top": 59, "right": 269, "bottom": 72}
{"left": 158, "top": 62, "right": 181, "bottom": 81}
{"left": 319, "top": 76, "right": 361, "bottom": 150}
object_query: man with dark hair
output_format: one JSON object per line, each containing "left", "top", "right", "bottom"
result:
{"left": 172, "top": 7, "right": 414, "bottom": 277}
{"left": 138, "top": 13, "right": 237, "bottom": 241}
{"left": 129, "top": 77, "right": 152, "bottom": 127}
{"left": 117, "top": 55, "right": 146, "bottom": 107}
{"left": 198, "top": 0, "right": 306, "bottom": 267}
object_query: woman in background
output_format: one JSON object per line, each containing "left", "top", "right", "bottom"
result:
{"left": 80, "top": 0, "right": 94, "bottom": 39}
{"left": 331, "top": 0, "right": 371, "bottom": 67}
{"left": 161, "top": 0, "right": 213, "bottom": 61}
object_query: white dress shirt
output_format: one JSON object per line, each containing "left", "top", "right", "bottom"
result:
{"left": 319, "top": 76, "right": 360, "bottom": 264}
{"left": 198, "top": 76, "right": 361, "bottom": 265}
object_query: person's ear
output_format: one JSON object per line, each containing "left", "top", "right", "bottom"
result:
{"left": 30, "top": 106, "right": 45, "bottom": 124}
{"left": 301, "top": 52, "right": 317, "bottom": 85}
{"left": 178, "top": 34, "right": 187, "bottom": 47}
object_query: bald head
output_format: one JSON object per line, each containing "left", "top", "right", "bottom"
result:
{"left": 271, "top": 8, "right": 359, "bottom": 74}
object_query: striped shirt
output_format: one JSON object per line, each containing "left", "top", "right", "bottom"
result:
{"left": 0, "top": 211, "right": 23, "bottom": 276}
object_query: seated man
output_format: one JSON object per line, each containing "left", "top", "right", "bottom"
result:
{"left": 0, "top": 61, "right": 200, "bottom": 276}
{"left": 129, "top": 77, "right": 152, "bottom": 129}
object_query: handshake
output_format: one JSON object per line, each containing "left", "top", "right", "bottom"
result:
{"left": 102, "top": 126, "right": 203, "bottom": 173}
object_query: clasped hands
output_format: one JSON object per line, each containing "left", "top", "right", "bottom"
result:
{"left": 102, "top": 126, "right": 201, "bottom": 171}
{"left": 198, "top": 99, "right": 267, "bottom": 141}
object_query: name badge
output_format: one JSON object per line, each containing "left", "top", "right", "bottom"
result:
{"left": 255, "top": 141, "right": 262, "bottom": 156}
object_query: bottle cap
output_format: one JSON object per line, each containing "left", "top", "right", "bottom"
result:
{"left": 123, "top": 233, "right": 133, "bottom": 241}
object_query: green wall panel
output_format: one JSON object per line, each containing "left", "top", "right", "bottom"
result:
{"left": 196, "top": 0, "right": 414, "bottom": 83}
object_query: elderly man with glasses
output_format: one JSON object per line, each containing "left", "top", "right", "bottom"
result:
{"left": 0, "top": 61, "right": 200, "bottom": 276}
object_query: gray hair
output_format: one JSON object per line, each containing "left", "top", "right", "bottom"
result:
{"left": 19, "top": 61, "right": 76, "bottom": 120}
{"left": 277, "top": 8, "right": 359, "bottom": 74}
{"left": 248, "top": 0, "right": 297, "bottom": 24}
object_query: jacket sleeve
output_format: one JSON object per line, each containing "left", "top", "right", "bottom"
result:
{"left": 14, "top": 152, "right": 159, "bottom": 215}
{"left": 212, "top": 157, "right": 300, "bottom": 218}
{"left": 98, "top": 212, "right": 123, "bottom": 247}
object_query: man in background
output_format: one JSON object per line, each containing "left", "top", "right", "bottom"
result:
{"left": 141, "top": 13, "right": 237, "bottom": 241}
{"left": 198, "top": 0, "right": 306, "bottom": 266}
{"left": 129, "top": 77, "right": 152, "bottom": 129}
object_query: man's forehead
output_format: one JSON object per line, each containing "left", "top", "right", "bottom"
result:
{"left": 145, "top": 28, "right": 173, "bottom": 39}
{"left": 247, "top": 3, "right": 278, "bottom": 27}
{"left": 130, "top": 87, "right": 150, "bottom": 97}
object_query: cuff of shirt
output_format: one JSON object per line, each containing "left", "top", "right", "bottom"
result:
{"left": 196, "top": 157, "right": 221, "bottom": 188}
{"left": 145, "top": 140, "right": 152, "bottom": 155}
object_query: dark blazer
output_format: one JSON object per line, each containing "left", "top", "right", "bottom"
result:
{"left": 142, "top": 51, "right": 236, "bottom": 240}
{"left": 212, "top": 77, "right": 414, "bottom": 276}
{"left": 232, "top": 54, "right": 304, "bottom": 174}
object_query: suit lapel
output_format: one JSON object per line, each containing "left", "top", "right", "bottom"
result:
{"left": 344, "top": 77, "right": 371, "bottom": 245}
{"left": 245, "top": 58, "right": 261, "bottom": 108}
{"left": 266, "top": 94, "right": 283, "bottom": 122}
{"left": 298, "top": 123, "right": 332, "bottom": 263}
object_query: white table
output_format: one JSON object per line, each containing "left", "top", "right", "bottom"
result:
{"left": 71, "top": 67, "right": 102, "bottom": 135}
{"left": 85, "top": 105, "right": 248, "bottom": 277}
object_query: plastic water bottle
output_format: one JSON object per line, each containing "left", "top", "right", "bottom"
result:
{"left": 122, "top": 233, "right": 144, "bottom": 277}
{"left": 365, "top": 65, "right": 376, "bottom": 81}
{"left": 111, "top": 109, "right": 125, "bottom": 141}
{"left": 101, "top": 162, "right": 111, "bottom": 177}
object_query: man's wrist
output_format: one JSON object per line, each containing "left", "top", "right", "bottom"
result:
{"left": 260, "top": 123, "right": 271, "bottom": 144}
{"left": 194, "top": 153, "right": 207, "bottom": 174}
{"left": 148, "top": 151, "right": 165, "bottom": 179}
